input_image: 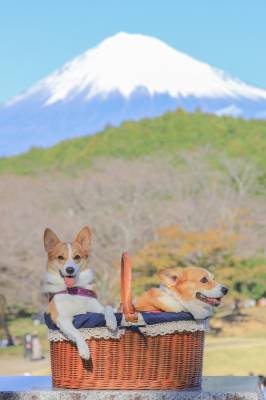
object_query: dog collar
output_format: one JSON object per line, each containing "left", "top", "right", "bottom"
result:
{"left": 48, "top": 287, "right": 97, "bottom": 302}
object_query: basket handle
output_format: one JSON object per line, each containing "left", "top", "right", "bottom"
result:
{"left": 120, "top": 252, "right": 138, "bottom": 322}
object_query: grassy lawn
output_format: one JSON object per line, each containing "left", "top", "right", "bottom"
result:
{"left": 204, "top": 336, "right": 266, "bottom": 375}
{"left": 204, "top": 307, "right": 266, "bottom": 375}
{"left": 0, "top": 317, "right": 49, "bottom": 359}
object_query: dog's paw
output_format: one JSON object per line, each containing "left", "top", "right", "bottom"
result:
{"left": 106, "top": 316, "right": 117, "bottom": 331}
{"left": 104, "top": 306, "right": 117, "bottom": 331}
{"left": 77, "top": 340, "right": 90, "bottom": 360}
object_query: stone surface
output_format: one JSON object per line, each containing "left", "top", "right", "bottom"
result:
{"left": 0, "top": 376, "right": 263, "bottom": 400}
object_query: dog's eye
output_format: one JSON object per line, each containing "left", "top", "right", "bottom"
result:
{"left": 74, "top": 255, "right": 81, "bottom": 261}
{"left": 58, "top": 255, "right": 64, "bottom": 261}
{"left": 200, "top": 277, "right": 209, "bottom": 283}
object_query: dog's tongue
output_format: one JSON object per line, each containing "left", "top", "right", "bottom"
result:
{"left": 64, "top": 277, "right": 75, "bottom": 288}
{"left": 209, "top": 297, "right": 221, "bottom": 306}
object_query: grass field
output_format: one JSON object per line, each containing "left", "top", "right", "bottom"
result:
{"left": 204, "top": 336, "right": 266, "bottom": 375}
{"left": 0, "top": 307, "right": 265, "bottom": 376}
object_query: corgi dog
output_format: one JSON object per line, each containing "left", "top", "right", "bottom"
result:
{"left": 136, "top": 267, "right": 228, "bottom": 319}
{"left": 43, "top": 226, "right": 117, "bottom": 360}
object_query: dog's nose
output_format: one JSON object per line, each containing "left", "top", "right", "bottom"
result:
{"left": 66, "top": 266, "right": 75, "bottom": 275}
{"left": 221, "top": 286, "right": 229, "bottom": 295}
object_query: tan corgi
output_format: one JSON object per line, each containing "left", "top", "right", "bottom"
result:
{"left": 136, "top": 267, "right": 228, "bottom": 319}
{"left": 43, "top": 226, "right": 117, "bottom": 360}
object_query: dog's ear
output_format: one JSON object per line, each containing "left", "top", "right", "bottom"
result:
{"left": 159, "top": 268, "right": 183, "bottom": 288}
{"left": 74, "top": 226, "right": 91, "bottom": 252}
{"left": 44, "top": 228, "right": 60, "bottom": 253}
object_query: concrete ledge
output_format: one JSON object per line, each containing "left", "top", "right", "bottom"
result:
{"left": 0, "top": 376, "right": 263, "bottom": 400}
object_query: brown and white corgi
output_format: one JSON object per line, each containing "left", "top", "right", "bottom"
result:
{"left": 136, "top": 266, "right": 228, "bottom": 319}
{"left": 43, "top": 226, "right": 117, "bottom": 360}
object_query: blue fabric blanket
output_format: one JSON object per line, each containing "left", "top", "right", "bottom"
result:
{"left": 45, "top": 311, "right": 196, "bottom": 330}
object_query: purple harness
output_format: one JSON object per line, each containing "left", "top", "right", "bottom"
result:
{"left": 49, "top": 287, "right": 97, "bottom": 302}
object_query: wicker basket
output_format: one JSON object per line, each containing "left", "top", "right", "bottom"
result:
{"left": 49, "top": 253, "right": 206, "bottom": 389}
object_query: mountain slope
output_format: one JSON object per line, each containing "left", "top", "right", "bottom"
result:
{"left": 1, "top": 110, "right": 266, "bottom": 176}
{"left": 9, "top": 32, "right": 266, "bottom": 104}
{"left": 1, "top": 32, "right": 266, "bottom": 156}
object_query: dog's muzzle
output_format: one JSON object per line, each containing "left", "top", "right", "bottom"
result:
{"left": 60, "top": 263, "right": 79, "bottom": 288}
{"left": 196, "top": 286, "right": 229, "bottom": 307}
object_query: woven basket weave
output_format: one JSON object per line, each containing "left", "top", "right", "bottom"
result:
{"left": 49, "top": 253, "right": 205, "bottom": 389}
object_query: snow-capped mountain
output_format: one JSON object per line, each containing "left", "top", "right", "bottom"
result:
{"left": 1, "top": 32, "right": 266, "bottom": 156}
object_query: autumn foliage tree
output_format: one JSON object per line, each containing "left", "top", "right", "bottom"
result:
{"left": 132, "top": 224, "right": 266, "bottom": 301}
{"left": 132, "top": 225, "right": 238, "bottom": 296}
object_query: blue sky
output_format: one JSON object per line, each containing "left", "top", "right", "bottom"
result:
{"left": 0, "top": 0, "right": 266, "bottom": 103}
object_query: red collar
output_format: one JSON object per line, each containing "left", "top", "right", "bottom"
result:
{"left": 49, "top": 287, "right": 97, "bottom": 302}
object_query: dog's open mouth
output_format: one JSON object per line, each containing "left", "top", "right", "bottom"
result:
{"left": 196, "top": 292, "right": 221, "bottom": 307}
{"left": 60, "top": 271, "right": 76, "bottom": 288}
{"left": 64, "top": 276, "right": 76, "bottom": 288}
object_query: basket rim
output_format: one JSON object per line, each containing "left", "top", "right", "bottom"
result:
{"left": 47, "top": 316, "right": 208, "bottom": 341}
{"left": 45, "top": 310, "right": 207, "bottom": 330}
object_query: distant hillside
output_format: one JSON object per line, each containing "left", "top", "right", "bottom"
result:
{"left": 1, "top": 110, "right": 266, "bottom": 175}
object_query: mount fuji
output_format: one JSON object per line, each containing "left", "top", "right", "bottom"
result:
{"left": 1, "top": 32, "right": 266, "bottom": 156}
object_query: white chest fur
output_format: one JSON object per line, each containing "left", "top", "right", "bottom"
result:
{"left": 54, "top": 294, "right": 104, "bottom": 317}
{"left": 158, "top": 293, "right": 185, "bottom": 312}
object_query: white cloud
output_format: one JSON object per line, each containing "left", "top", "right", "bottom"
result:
{"left": 215, "top": 104, "right": 243, "bottom": 117}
